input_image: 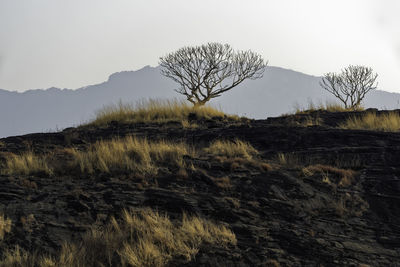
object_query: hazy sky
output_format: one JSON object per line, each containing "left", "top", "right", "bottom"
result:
{"left": 0, "top": 0, "right": 399, "bottom": 92}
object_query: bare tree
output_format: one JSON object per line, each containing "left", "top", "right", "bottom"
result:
{"left": 320, "top": 65, "right": 378, "bottom": 109}
{"left": 159, "top": 43, "right": 267, "bottom": 106}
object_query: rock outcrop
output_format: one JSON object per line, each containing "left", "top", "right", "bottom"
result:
{"left": 0, "top": 110, "right": 399, "bottom": 266}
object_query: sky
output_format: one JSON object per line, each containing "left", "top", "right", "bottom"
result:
{"left": 0, "top": 0, "right": 399, "bottom": 93}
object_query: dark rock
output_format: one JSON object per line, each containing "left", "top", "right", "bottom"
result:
{"left": 0, "top": 110, "right": 400, "bottom": 266}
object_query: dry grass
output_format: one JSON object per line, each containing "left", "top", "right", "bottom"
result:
{"left": 333, "top": 193, "right": 369, "bottom": 218}
{"left": 1, "top": 137, "right": 191, "bottom": 177}
{"left": 67, "top": 136, "right": 191, "bottom": 176}
{"left": 0, "top": 215, "right": 11, "bottom": 241}
{"left": 0, "top": 246, "right": 37, "bottom": 267}
{"left": 302, "top": 164, "right": 356, "bottom": 187}
{"left": 204, "top": 139, "right": 258, "bottom": 160}
{"left": 2, "top": 152, "right": 53, "bottom": 176}
{"left": 181, "top": 119, "right": 199, "bottom": 129}
{"left": 226, "top": 157, "right": 272, "bottom": 173}
{"left": 0, "top": 209, "right": 236, "bottom": 267}
{"left": 213, "top": 176, "right": 232, "bottom": 189}
{"left": 340, "top": 112, "right": 400, "bottom": 132}
{"left": 175, "top": 168, "right": 189, "bottom": 179}
{"left": 276, "top": 153, "right": 363, "bottom": 171}
{"left": 265, "top": 259, "right": 281, "bottom": 267}
{"left": 293, "top": 100, "right": 364, "bottom": 115}
{"left": 258, "top": 162, "right": 273, "bottom": 172}
{"left": 203, "top": 140, "right": 270, "bottom": 174}
{"left": 2, "top": 136, "right": 194, "bottom": 176}
{"left": 300, "top": 116, "right": 323, "bottom": 127}
{"left": 87, "top": 99, "right": 237, "bottom": 126}
{"left": 276, "top": 152, "right": 302, "bottom": 167}
{"left": 334, "top": 154, "right": 363, "bottom": 169}
{"left": 1, "top": 137, "right": 263, "bottom": 177}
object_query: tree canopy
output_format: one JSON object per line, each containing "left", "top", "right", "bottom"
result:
{"left": 160, "top": 43, "right": 266, "bottom": 106}
{"left": 320, "top": 65, "right": 378, "bottom": 109}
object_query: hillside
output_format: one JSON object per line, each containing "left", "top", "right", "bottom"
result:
{"left": 1, "top": 65, "right": 400, "bottom": 138}
{"left": 0, "top": 105, "right": 400, "bottom": 266}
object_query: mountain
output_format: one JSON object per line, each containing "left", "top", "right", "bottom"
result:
{"left": 1, "top": 65, "right": 399, "bottom": 138}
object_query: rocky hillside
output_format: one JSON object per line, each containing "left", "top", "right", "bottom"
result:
{"left": 0, "top": 109, "right": 400, "bottom": 266}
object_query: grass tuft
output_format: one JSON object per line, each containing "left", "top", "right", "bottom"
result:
{"left": 3, "top": 152, "right": 53, "bottom": 176}
{"left": 0, "top": 246, "right": 35, "bottom": 267}
{"left": 302, "top": 164, "right": 356, "bottom": 187}
{"left": 276, "top": 152, "right": 302, "bottom": 167}
{"left": 0, "top": 209, "right": 236, "bottom": 267}
{"left": 67, "top": 136, "right": 191, "bottom": 176}
{"left": 0, "top": 214, "right": 11, "bottom": 241}
{"left": 204, "top": 139, "right": 258, "bottom": 160}
{"left": 87, "top": 99, "right": 237, "bottom": 126}
{"left": 340, "top": 112, "right": 400, "bottom": 132}
{"left": 293, "top": 100, "right": 364, "bottom": 115}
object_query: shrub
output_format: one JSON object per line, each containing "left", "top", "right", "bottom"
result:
{"left": 340, "top": 112, "right": 400, "bottom": 132}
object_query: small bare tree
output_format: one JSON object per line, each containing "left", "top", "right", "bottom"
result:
{"left": 320, "top": 65, "right": 378, "bottom": 109}
{"left": 159, "top": 43, "right": 266, "bottom": 106}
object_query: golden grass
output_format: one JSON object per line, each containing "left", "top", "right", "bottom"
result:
{"left": 204, "top": 139, "right": 258, "bottom": 160}
{"left": 181, "top": 119, "right": 199, "bottom": 129}
{"left": 88, "top": 99, "right": 237, "bottom": 126}
{"left": 0, "top": 246, "right": 36, "bottom": 267}
{"left": 340, "top": 112, "right": 400, "bottom": 132}
{"left": 0, "top": 214, "right": 11, "bottom": 241}
{"left": 293, "top": 101, "right": 364, "bottom": 115}
{"left": 67, "top": 136, "right": 191, "bottom": 175}
{"left": 2, "top": 152, "right": 53, "bottom": 176}
{"left": 299, "top": 116, "right": 322, "bottom": 127}
{"left": 0, "top": 209, "right": 236, "bottom": 267}
{"left": 1, "top": 137, "right": 262, "bottom": 177}
{"left": 302, "top": 164, "right": 356, "bottom": 187}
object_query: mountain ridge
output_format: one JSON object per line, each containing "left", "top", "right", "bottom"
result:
{"left": 0, "top": 65, "right": 321, "bottom": 94}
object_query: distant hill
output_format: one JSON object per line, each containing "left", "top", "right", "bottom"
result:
{"left": 1, "top": 65, "right": 399, "bottom": 138}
